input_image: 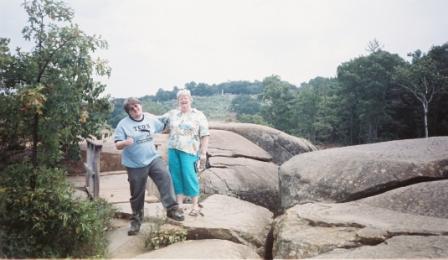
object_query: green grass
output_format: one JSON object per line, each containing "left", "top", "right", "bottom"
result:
{"left": 161, "top": 94, "right": 236, "bottom": 122}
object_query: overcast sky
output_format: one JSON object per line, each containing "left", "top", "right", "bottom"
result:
{"left": 1, "top": 0, "right": 447, "bottom": 98}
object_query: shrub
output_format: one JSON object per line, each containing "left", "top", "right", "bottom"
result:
{"left": 144, "top": 222, "right": 187, "bottom": 251}
{"left": 0, "top": 163, "right": 115, "bottom": 258}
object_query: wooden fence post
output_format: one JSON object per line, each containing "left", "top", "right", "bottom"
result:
{"left": 84, "top": 138, "right": 102, "bottom": 199}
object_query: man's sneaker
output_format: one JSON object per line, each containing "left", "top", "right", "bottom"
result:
{"left": 167, "top": 207, "right": 185, "bottom": 221}
{"left": 127, "top": 220, "right": 141, "bottom": 236}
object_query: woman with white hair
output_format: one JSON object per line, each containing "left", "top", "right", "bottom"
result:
{"left": 162, "top": 89, "right": 209, "bottom": 216}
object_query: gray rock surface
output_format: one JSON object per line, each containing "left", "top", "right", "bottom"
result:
{"left": 279, "top": 137, "right": 448, "bottom": 209}
{"left": 106, "top": 223, "right": 152, "bottom": 258}
{"left": 293, "top": 202, "right": 448, "bottom": 234}
{"left": 210, "top": 122, "right": 316, "bottom": 164}
{"left": 181, "top": 194, "right": 273, "bottom": 254}
{"left": 315, "top": 235, "right": 448, "bottom": 259}
{"left": 97, "top": 172, "right": 159, "bottom": 203}
{"left": 360, "top": 179, "right": 448, "bottom": 218}
{"left": 113, "top": 202, "right": 167, "bottom": 220}
{"left": 273, "top": 200, "right": 448, "bottom": 259}
{"left": 106, "top": 195, "right": 273, "bottom": 258}
{"left": 135, "top": 239, "right": 261, "bottom": 259}
{"left": 201, "top": 157, "right": 279, "bottom": 212}
{"left": 208, "top": 129, "right": 272, "bottom": 161}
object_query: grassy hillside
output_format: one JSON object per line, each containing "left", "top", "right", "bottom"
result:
{"left": 161, "top": 94, "right": 236, "bottom": 122}
{"left": 108, "top": 94, "right": 236, "bottom": 128}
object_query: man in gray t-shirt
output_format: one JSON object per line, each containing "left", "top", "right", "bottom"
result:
{"left": 114, "top": 97, "right": 184, "bottom": 236}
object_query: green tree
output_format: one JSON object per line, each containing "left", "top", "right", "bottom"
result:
{"left": 230, "top": 95, "right": 261, "bottom": 115}
{"left": 427, "top": 43, "right": 448, "bottom": 136}
{"left": 336, "top": 50, "right": 405, "bottom": 144}
{"left": 0, "top": 1, "right": 115, "bottom": 257}
{"left": 0, "top": 0, "right": 111, "bottom": 169}
{"left": 154, "top": 87, "right": 176, "bottom": 101}
{"left": 260, "top": 75, "right": 297, "bottom": 133}
{"left": 294, "top": 77, "right": 340, "bottom": 143}
{"left": 393, "top": 50, "right": 447, "bottom": 137}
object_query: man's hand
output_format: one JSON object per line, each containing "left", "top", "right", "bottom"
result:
{"left": 116, "top": 137, "right": 134, "bottom": 150}
{"left": 198, "top": 154, "right": 207, "bottom": 171}
{"left": 125, "top": 137, "right": 134, "bottom": 146}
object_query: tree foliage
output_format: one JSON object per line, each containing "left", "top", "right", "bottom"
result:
{"left": 105, "top": 41, "right": 448, "bottom": 147}
{"left": 259, "top": 75, "right": 297, "bottom": 132}
{"left": 336, "top": 50, "right": 406, "bottom": 144}
{"left": 239, "top": 44, "right": 448, "bottom": 145}
{"left": 0, "top": 1, "right": 115, "bottom": 257}
{"left": 0, "top": 163, "right": 115, "bottom": 258}
{"left": 294, "top": 77, "right": 340, "bottom": 143}
{"left": 153, "top": 80, "right": 263, "bottom": 102}
{"left": 0, "top": 0, "right": 111, "bottom": 168}
{"left": 394, "top": 49, "right": 448, "bottom": 137}
{"left": 230, "top": 95, "right": 261, "bottom": 115}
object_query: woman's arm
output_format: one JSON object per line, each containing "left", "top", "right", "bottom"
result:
{"left": 199, "top": 135, "right": 209, "bottom": 157}
{"left": 198, "top": 135, "right": 209, "bottom": 170}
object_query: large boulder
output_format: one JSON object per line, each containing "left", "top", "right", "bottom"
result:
{"left": 107, "top": 223, "right": 149, "bottom": 258}
{"left": 360, "top": 179, "right": 448, "bottom": 218}
{"left": 181, "top": 195, "right": 273, "bottom": 256}
{"left": 210, "top": 122, "right": 316, "bottom": 164}
{"left": 273, "top": 199, "right": 448, "bottom": 259}
{"left": 203, "top": 129, "right": 279, "bottom": 212}
{"left": 107, "top": 195, "right": 273, "bottom": 258}
{"left": 201, "top": 157, "right": 279, "bottom": 212}
{"left": 315, "top": 236, "right": 448, "bottom": 259}
{"left": 135, "top": 239, "right": 261, "bottom": 259}
{"left": 208, "top": 129, "right": 272, "bottom": 161}
{"left": 279, "top": 137, "right": 448, "bottom": 209}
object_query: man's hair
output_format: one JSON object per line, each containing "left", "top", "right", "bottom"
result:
{"left": 123, "top": 97, "right": 141, "bottom": 114}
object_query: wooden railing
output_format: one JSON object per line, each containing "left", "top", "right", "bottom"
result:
{"left": 83, "top": 136, "right": 165, "bottom": 200}
{"left": 84, "top": 138, "right": 102, "bottom": 198}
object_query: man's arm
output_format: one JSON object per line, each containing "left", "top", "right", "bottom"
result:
{"left": 114, "top": 122, "right": 133, "bottom": 150}
{"left": 115, "top": 137, "right": 134, "bottom": 150}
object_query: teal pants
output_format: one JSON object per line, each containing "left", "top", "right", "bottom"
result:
{"left": 168, "top": 148, "right": 200, "bottom": 197}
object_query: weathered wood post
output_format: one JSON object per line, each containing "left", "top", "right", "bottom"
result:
{"left": 84, "top": 138, "right": 102, "bottom": 198}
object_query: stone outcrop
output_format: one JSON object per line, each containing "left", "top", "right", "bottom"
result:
{"left": 273, "top": 200, "right": 448, "bottom": 259}
{"left": 279, "top": 137, "right": 448, "bottom": 209}
{"left": 201, "top": 157, "right": 279, "bottom": 212}
{"left": 207, "top": 129, "right": 272, "bottom": 161}
{"left": 107, "top": 223, "right": 149, "bottom": 258}
{"left": 315, "top": 236, "right": 448, "bottom": 258}
{"left": 135, "top": 239, "right": 261, "bottom": 259}
{"left": 80, "top": 124, "right": 448, "bottom": 259}
{"left": 274, "top": 136, "right": 448, "bottom": 258}
{"left": 106, "top": 195, "right": 273, "bottom": 258}
{"left": 202, "top": 129, "right": 280, "bottom": 212}
{"left": 210, "top": 122, "right": 317, "bottom": 164}
{"left": 361, "top": 179, "right": 448, "bottom": 218}
{"left": 181, "top": 194, "right": 273, "bottom": 255}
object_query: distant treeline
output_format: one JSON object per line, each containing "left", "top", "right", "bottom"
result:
{"left": 247, "top": 43, "right": 448, "bottom": 145}
{"left": 153, "top": 81, "right": 263, "bottom": 101}
{"left": 109, "top": 41, "right": 448, "bottom": 146}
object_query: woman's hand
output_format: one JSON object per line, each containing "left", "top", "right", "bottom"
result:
{"left": 198, "top": 154, "right": 207, "bottom": 171}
